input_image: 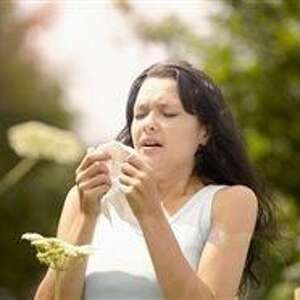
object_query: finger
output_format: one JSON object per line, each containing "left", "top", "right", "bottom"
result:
{"left": 120, "top": 162, "right": 139, "bottom": 177}
{"left": 118, "top": 173, "right": 139, "bottom": 187}
{"left": 76, "top": 149, "right": 93, "bottom": 178}
{"left": 118, "top": 182, "right": 142, "bottom": 202}
{"left": 77, "top": 150, "right": 111, "bottom": 173}
{"left": 85, "top": 184, "right": 111, "bottom": 197}
{"left": 118, "top": 182, "right": 130, "bottom": 194}
{"left": 76, "top": 161, "right": 109, "bottom": 184}
{"left": 78, "top": 174, "right": 111, "bottom": 191}
{"left": 125, "top": 153, "right": 147, "bottom": 171}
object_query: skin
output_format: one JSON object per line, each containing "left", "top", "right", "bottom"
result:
{"left": 34, "top": 150, "right": 113, "bottom": 300}
{"left": 118, "top": 77, "right": 258, "bottom": 299}
{"left": 119, "top": 77, "right": 209, "bottom": 217}
{"left": 35, "top": 77, "right": 258, "bottom": 300}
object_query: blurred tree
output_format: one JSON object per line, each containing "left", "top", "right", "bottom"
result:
{"left": 0, "top": 2, "right": 79, "bottom": 299}
{"left": 114, "top": 1, "right": 300, "bottom": 299}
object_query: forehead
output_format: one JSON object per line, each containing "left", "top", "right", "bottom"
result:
{"left": 135, "top": 77, "right": 181, "bottom": 109}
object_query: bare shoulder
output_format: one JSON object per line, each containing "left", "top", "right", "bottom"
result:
{"left": 212, "top": 184, "right": 258, "bottom": 230}
{"left": 216, "top": 184, "right": 258, "bottom": 210}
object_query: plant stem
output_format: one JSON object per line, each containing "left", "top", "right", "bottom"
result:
{"left": 0, "top": 158, "right": 37, "bottom": 196}
{"left": 54, "top": 270, "right": 62, "bottom": 300}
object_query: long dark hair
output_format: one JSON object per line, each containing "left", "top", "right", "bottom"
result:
{"left": 115, "top": 60, "right": 280, "bottom": 298}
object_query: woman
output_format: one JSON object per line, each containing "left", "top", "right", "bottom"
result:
{"left": 35, "top": 61, "right": 278, "bottom": 300}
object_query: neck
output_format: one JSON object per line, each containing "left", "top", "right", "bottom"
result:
{"left": 157, "top": 170, "right": 205, "bottom": 206}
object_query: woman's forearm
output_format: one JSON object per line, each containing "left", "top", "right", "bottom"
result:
{"left": 35, "top": 213, "right": 97, "bottom": 300}
{"left": 139, "top": 209, "right": 215, "bottom": 300}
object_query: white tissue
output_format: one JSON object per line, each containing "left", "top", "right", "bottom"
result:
{"left": 94, "top": 141, "right": 140, "bottom": 228}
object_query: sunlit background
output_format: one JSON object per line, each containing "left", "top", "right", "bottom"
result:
{"left": 17, "top": 0, "right": 220, "bottom": 144}
{"left": 1, "top": 1, "right": 300, "bottom": 299}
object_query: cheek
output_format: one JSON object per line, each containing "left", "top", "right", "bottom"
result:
{"left": 130, "top": 122, "right": 139, "bottom": 147}
{"left": 167, "top": 126, "right": 199, "bottom": 153}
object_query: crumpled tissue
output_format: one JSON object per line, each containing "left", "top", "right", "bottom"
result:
{"left": 89, "top": 141, "right": 140, "bottom": 228}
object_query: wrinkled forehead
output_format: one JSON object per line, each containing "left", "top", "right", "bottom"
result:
{"left": 134, "top": 77, "right": 182, "bottom": 110}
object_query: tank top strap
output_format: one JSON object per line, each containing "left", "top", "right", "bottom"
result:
{"left": 166, "top": 184, "right": 229, "bottom": 229}
{"left": 201, "top": 184, "right": 229, "bottom": 231}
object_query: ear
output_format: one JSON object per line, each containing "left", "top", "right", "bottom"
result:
{"left": 199, "top": 126, "right": 209, "bottom": 146}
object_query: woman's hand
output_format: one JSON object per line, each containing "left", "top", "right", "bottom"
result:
{"left": 119, "top": 153, "right": 161, "bottom": 219}
{"left": 75, "top": 148, "right": 112, "bottom": 217}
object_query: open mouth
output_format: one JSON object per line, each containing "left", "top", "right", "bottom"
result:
{"left": 141, "top": 142, "right": 163, "bottom": 149}
{"left": 142, "top": 144, "right": 162, "bottom": 148}
{"left": 139, "top": 137, "right": 164, "bottom": 153}
{"left": 140, "top": 140, "right": 163, "bottom": 152}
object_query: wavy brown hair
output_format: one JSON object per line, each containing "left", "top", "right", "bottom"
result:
{"left": 115, "top": 60, "right": 280, "bottom": 298}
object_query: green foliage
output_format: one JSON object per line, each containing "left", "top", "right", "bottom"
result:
{"left": 206, "top": 1, "right": 300, "bottom": 198}
{"left": 0, "top": 2, "right": 78, "bottom": 299}
{"left": 116, "top": 1, "right": 300, "bottom": 299}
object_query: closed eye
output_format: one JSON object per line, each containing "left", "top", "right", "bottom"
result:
{"left": 163, "top": 113, "right": 178, "bottom": 118}
{"left": 134, "top": 114, "right": 146, "bottom": 119}
{"left": 134, "top": 113, "right": 178, "bottom": 119}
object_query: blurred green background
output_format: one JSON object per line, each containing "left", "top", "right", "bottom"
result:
{"left": 0, "top": 1, "right": 299, "bottom": 299}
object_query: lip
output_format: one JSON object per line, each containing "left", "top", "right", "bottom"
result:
{"left": 140, "top": 137, "right": 163, "bottom": 148}
{"left": 140, "top": 145, "right": 163, "bottom": 154}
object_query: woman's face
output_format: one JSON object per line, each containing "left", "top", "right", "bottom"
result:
{"left": 131, "top": 77, "right": 208, "bottom": 178}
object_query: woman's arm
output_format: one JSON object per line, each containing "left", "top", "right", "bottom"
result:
{"left": 196, "top": 185, "right": 258, "bottom": 299}
{"left": 34, "top": 186, "right": 98, "bottom": 300}
{"left": 138, "top": 185, "right": 258, "bottom": 300}
{"left": 35, "top": 150, "right": 112, "bottom": 300}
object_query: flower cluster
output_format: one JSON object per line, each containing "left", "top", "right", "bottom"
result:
{"left": 22, "top": 233, "right": 93, "bottom": 271}
{"left": 8, "top": 121, "right": 84, "bottom": 164}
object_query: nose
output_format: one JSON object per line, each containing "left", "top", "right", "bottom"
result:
{"left": 144, "top": 112, "right": 159, "bottom": 133}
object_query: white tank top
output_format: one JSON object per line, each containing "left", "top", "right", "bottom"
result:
{"left": 85, "top": 184, "right": 228, "bottom": 300}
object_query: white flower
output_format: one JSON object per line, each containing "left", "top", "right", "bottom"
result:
{"left": 21, "top": 232, "right": 44, "bottom": 241}
{"left": 8, "top": 121, "right": 84, "bottom": 164}
{"left": 22, "top": 232, "right": 94, "bottom": 270}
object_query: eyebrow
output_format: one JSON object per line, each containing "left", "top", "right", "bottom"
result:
{"left": 135, "top": 102, "right": 175, "bottom": 111}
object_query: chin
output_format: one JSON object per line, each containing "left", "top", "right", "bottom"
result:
{"left": 141, "top": 155, "right": 161, "bottom": 169}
